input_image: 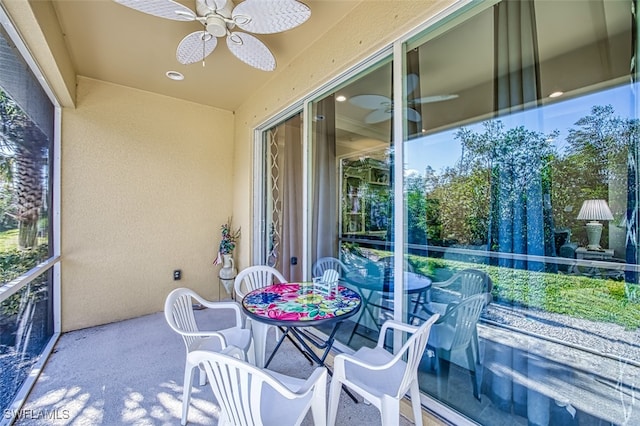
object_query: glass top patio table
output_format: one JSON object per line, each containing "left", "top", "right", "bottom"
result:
{"left": 241, "top": 282, "right": 362, "bottom": 327}
{"left": 241, "top": 282, "right": 362, "bottom": 402}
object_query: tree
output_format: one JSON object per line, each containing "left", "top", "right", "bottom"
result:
{"left": 554, "top": 104, "right": 638, "bottom": 242}
{"left": 405, "top": 172, "right": 428, "bottom": 245}
{"left": 0, "top": 88, "right": 49, "bottom": 249}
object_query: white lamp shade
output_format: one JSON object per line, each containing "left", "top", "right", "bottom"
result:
{"left": 576, "top": 199, "right": 614, "bottom": 221}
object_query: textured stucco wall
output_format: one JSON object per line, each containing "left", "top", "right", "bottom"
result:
{"left": 61, "top": 77, "right": 234, "bottom": 331}
{"left": 232, "top": 0, "right": 457, "bottom": 269}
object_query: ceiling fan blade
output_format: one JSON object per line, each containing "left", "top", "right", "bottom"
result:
{"left": 349, "top": 94, "right": 390, "bottom": 110}
{"left": 412, "top": 94, "right": 459, "bottom": 104}
{"left": 406, "top": 73, "right": 419, "bottom": 94}
{"left": 227, "top": 32, "right": 276, "bottom": 71}
{"left": 113, "top": 0, "right": 196, "bottom": 21}
{"left": 405, "top": 107, "right": 421, "bottom": 122}
{"left": 365, "top": 109, "right": 392, "bottom": 124}
{"left": 232, "top": 0, "right": 311, "bottom": 34}
{"left": 177, "top": 31, "right": 218, "bottom": 65}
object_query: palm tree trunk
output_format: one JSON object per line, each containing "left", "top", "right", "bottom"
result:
{"left": 14, "top": 146, "right": 42, "bottom": 249}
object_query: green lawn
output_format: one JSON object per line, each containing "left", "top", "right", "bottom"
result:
{"left": 0, "top": 229, "right": 19, "bottom": 252}
{"left": 348, "top": 247, "right": 640, "bottom": 330}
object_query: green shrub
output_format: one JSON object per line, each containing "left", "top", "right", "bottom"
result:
{"left": 1, "top": 244, "right": 50, "bottom": 316}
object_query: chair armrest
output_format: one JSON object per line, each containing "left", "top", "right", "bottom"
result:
{"left": 198, "top": 300, "right": 244, "bottom": 327}
{"left": 430, "top": 274, "right": 457, "bottom": 289}
{"left": 334, "top": 350, "right": 397, "bottom": 373}
{"left": 376, "top": 319, "right": 419, "bottom": 348}
{"left": 268, "top": 367, "right": 327, "bottom": 400}
{"left": 179, "top": 329, "right": 228, "bottom": 341}
{"left": 293, "top": 367, "right": 327, "bottom": 397}
{"left": 221, "top": 344, "right": 246, "bottom": 360}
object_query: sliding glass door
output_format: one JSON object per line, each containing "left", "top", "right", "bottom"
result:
{"left": 256, "top": 1, "right": 639, "bottom": 424}
{"left": 260, "top": 113, "right": 304, "bottom": 282}
{"left": 403, "top": 1, "right": 639, "bottom": 424}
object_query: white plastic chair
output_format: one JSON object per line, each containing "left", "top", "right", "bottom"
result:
{"left": 328, "top": 314, "right": 440, "bottom": 426}
{"left": 427, "top": 293, "right": 489, "bottom": 400}
{"left": 188, "top": 349, "right": 328, "bottom": 426}
{"left": 234, "top": 265, "right": 287, "bottom": 367}
{"left": 312, "top": 257, "right": 348, "bottom": 278}
{"left": 424, "top": 269, "right": 492, "bottom": 316}
{"left": 164, "top": 288, "right": 254, "bottom": 426}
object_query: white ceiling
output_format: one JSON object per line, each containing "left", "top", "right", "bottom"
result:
{"left": 50, "top": 0, "right": 362, "bottom": 112}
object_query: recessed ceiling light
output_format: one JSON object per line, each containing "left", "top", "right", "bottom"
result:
{"left": 336, "top": 95, "right": 347, "bottom": 102}
{"left": 549, "top": 91, "right": 563, "bottom": 98}
{"left": 166, "top": 71, "right": 184, "bottom": 81}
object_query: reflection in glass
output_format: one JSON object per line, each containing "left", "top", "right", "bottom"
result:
{"left": 404, "top": 0, "right": 639, "bottom": 424}
{"left": 262, "top": 113, "right": 303, "bottom": 281}
{"left": 309, "top": 59, "right": 397, "bottom": 347}
{"left": 0, "top": 272, "right": 54, "bottom": 413}
{"left": 0, "top": 23, "right": 55, "bottom": 415}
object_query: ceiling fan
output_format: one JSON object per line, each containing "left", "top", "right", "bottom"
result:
{"left": 114, "top": 0, "right": 311, "bottom": 71}
{"left": 349, "top": 74, "right": 458, "bottom": 124}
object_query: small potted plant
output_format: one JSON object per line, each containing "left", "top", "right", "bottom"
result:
{"left": 215, "top": 218, "right": 241, "bottom": 294}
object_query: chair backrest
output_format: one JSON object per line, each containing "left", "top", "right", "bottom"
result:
{"left": 399, "top": 314, "right": 439, "bottom": 396}
{"left": 382, "top": 314, "right": 439, "bottom": 398}
{"left": 440, "top": 293, "right": 488, "bottom": 351}
{"left": 321, "top": 269, "right": 340, "bottom": 284}
{"left": 188, "top": 350, "right": 320, "bottom": 426}
{"left": 164, "top": 287, "right": 200, "bottom": 351}
{"left": 234, "top": 265, "right": 287, "bottom": 299}
{"left": 457, "top": 269, "right": 492, "bottom": 298}
{"left": 312, "top": 257, "right": 348, "bottom": 278}
{"left": 378, "top": 255, "right": 414, "bottom": 273}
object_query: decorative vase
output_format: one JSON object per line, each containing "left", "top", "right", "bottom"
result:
{"left": 219, "top": 254, "right": 237, "bottom": 295}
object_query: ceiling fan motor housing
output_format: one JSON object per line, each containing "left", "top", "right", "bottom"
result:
{"left": 206, "top": 15, "right": 228, "bottom": 37}
{"left": 198, "top": 0, "right": 235, "bottom": 37}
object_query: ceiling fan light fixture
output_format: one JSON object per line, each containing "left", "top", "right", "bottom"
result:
{"left": 206, "top": 15, "right": 228, "bottom": 37}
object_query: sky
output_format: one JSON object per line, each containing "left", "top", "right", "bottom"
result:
{"left": 404, "top": 84, "right": 635, "bottom": 176}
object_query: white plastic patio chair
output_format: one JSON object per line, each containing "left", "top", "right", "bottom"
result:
{"left": 424, "top": 269, "right": 492, "bottom": 316}
{"left": 234, "top": 265, "right": 287, "bottom": 367}
{"left": 312, "top": 257, "right": 349, "bottom": 278}
{"left": 328, "top": 314, "right": 440, "bottom": 426}
{"left": 164, "top": 287, "right": 254, "bottom": 425}
{"left": 188, "top": 349, "right": 328, "bottom": 426}
{"left": 427, "top": 292, "right": 489, "bottom": 400}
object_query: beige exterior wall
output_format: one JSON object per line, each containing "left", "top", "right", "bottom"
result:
{"left": 232, "top": 0, "right": 456, "bottom": 269}
{"left": 61, "top": 77, "right": 234, "bottom": 331}
{"left": 4, "top": 0, "right": 458, "bottom": 330}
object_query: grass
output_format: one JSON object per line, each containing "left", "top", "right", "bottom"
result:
{"left": 346, "top": 247, "right": 640, "bottom": 330}
{"left": 0, "top": 229, "right": 19, "bottom": 252}
{"left": 431, "top": 258, "right": 640, "bottom": 330}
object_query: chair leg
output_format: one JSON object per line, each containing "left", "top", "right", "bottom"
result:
{"left": 380, "top": 395, "right": 400, "bottom": 426}
{"left": 465, "top": 345, "right": 480, "bottom": 401}
{"left": 198, "top": 367, "right": 207, "bottom": 386}
{"left": 409, "top": 380, "right": 423, "bottom": 426}
{"left": 327, "top": 377, "right": 343, "bottom": 426}
{"left": 252, "top": 321, "right": 269, "bottom": 368}
{"left": 435, "top": 352, "right": 450, "bottom": 400}
{"left": 311, "top": 376, "right": 327, "bottom": 426}
{"left": 182, "top": 363, "right": 196, "bottom": 426}
{"left": 246, "top": 341, "right": 256, "bottom": 365}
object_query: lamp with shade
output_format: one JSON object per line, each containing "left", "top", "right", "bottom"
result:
{"left": 576, "top": 199, "right": 614, "bottom": 250}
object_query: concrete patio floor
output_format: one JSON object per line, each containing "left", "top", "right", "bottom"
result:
{"left": 12, "top": 306, "right": 434, "bottom": 426}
